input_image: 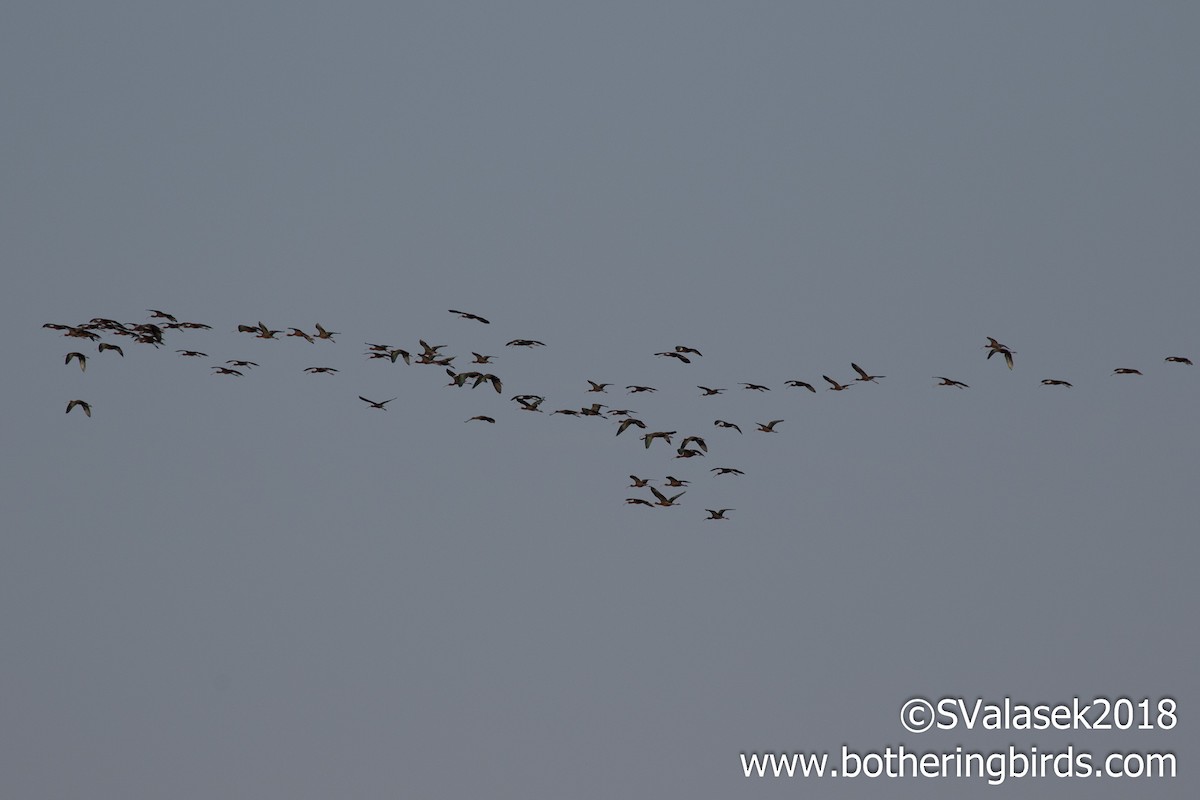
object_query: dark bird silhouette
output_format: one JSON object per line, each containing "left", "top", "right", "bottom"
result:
{"left": 741, "top": 382, "right": 770, "bottom": 391}
{"left": 663, "top": 476, "right": 689, "bottom": 488}
{"left": 934, "top": 376, "right": 969, "bottom": 388}
{"left": 679, "top": 435, "right": 708, "bottom": 453}
{"left": 675, "top": 345, "right": 703, "bottom": 357}
{"left": 449, "top": 309, "right": 490, "bottom": 324}
{"left": 1112, "top": 368, "right": 1142, "bottom": 375}
{"left": 587, "top": 381, "right": 611, "bottom": 393}
{"left": 649, "top": 487, "right": 686, "bottom": 507}
{"left": 506, "top": 339, "right": 545, "bottom": 347}
{"left": 984, "top": 337, "right": 1015, "bottom": 369}
{"left": 471, "top": 353, "right": 495, "bottom": 364}
{"left": 705, "top": 508, "right": 734, "bottom": 520}
{"left": 358, "top": 396, "right": 397, "bottom": 409}
{"left": 1165, "top": 356, "right": 1193, "bottom": 365}
{"left": 655, "top": 351, "right": 691, "bottom": 364}
{"left": 629, "top": 475, "right": 652, "bottom": 488}
{"left": 288, "top": 327, "right": 315, "bottom": 343}
{"left": 177, "top": 350, "right": 207, "bottom": 358}
{"left": 823, "top": 375, "right": 852, "bottom": 391}
{"left": 851, "top": 363, "right": 885, "bottom": 383}
{"left": 711, "top": 467, "right": 745, "bottom": 476}
{"left": 615, "top": 418, "right": 647, "bottom": 436}
{"left": 212, "top": 367, "right": 243, "bottom": 376}
{"left": 625, "top": 498, "right": 655, "bottom": 507}
{"left": 627, "top": 385, "right": 657, "bottom": 394}
{"left": 304, "top": 367, "right": 338, "bottom": 374}
{"left": 713, "top": 420, "right": 742, "bottom": 434}
{"left": 65, "top": 399, "right": 92, "bottom": 417}
{"left": 756, "top": 419, "right": 784, "bottom": 432}
{"left": 785, "top": 380, "right": 816, "bottom": 392}
{"left": 147, "top": 309, "right": 177, "bottom": 322}
{"left": 97, "top": 342, "right": 124, "bottom": 357}
{"left": 1041, "top": 379, "right": 1072, "bottom": 387}
{"left": 697, "top": 386, "right": 725, "bottom": 396}
{"left": 642, "top": 430, "right": 676, "bottom": 449}
{"left": 314, "top": 323, "right": 339, "bottom": 341}
{"left": 65, "top": 352, "right": 87, "bottom": 371}
{"left": 466, "top": 415, "right": 496, "bottom": 423}
{"left": 226, "top": 360, "right": 259, "bottom": 368}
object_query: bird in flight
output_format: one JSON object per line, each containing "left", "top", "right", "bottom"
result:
{"left": 314, "top": 323, "right": 339, "bottom": 341}
{"left": 1164, "top": 356, "right": 1192, "bottom": 365}
{"left": 713, "top": 420, "right": 742, "bottom": 434}
{"left": 466, "top": 415, "right": 496, "bottom": 423}
{"left": 785, "top": 380, "right": 816, "bottom": 392}
{"left": 615, "top": 418, "right": 646, "bottom": 436}
{"left": 227, "top": 360, "right": 259, "bottom": 368}
{"left": 65, "top": 352, "right": 87, "bottom": 371}
{"left": 304, "top": 367, "right": 339, "bottom": 374}
{"left": 655, "top": 351, "right": 691, "bottom": 364}
{"left": 756, "top": 420, "right": 784, "bottom": 432}
{"left": 741, "top": 383, "right": 770, "bottom": 392}
{"left": 697, "top": 386, "right": 724, "bottom": 396}
{"left": 851, "top": 363, "right": 885, "bottom": 383}
{"left": 211, "top": 367, "right": 243, "bottom": 376}
{"left": 628, "top": 475, "right": 652, "bottom": 488}
{"left": 649, "top": 487, "right": 686, "bottom": 507}
{"left": 675, "top": 345, "right": 702, "bottom": 357}
{"left": 97, "top": 342, "right": 124, "bottom": 357}
{"left": 711, "top": 467, "right": 745, "bottom": 476}
{"left": 288, "top": 328, "right": 315, "bottom": 343}
{"left": 65, "top": 399, "right": 92, "bottom": 417}
{"left": 1041, "top": 379, "right": 1072, "bottom": 387}
{"left": 471, "top": 353, "right": 496, "bottom": 364}
{"left": 358, "top": 396, "right": 397, "bottom": 409}
{"left": 934, "top": 376, "right": 969, "bottom": 388}
{"left": 449, "top": 309, "right": 490, "bottom": 324}
{"left": 984, "top": 337, "right": 1015, "bottom": 369}
{"left": 627, "top": 385, "right": 657, "bottom": 394}
{"left": 625, "top": 497, "right": 655, "bottom": 507}
{"left": 587, "top": 381, "right": 611, "bottom": 393}
{"left": 176, "top": 350, "right": 207, "bottom": 358}
{"left": 506, "top": 339, "right": 545, "bottom": 347}
{"left": 147, "top": 309, "right": 177, "bottom": 322}
{"left": 642, "top": 430, "right": 676, "bottom": 449}
{"left": 823, "top": 375, "right": 852, "bottom": 391}
{"left": 1112, "top": 368, "right": 1142, "bottom": 375}
{"left": 663, "top": 476, "right": 689, "bottom": 487}
{"left": 705, "top": 508, "right": 734, "bottom": 520}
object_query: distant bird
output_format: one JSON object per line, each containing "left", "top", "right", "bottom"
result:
{"left": 304, "top": 367, "right": 338, "bottom": 374}
{"left": 65, "top": 399, "right": 92, "bottom": 417}
{"left": 675, "top": 345, "right": 703, "bottom": 357}
{"left": 615, "top": 418, "right": 646, "bottom": 436}
{"left": 65, "top": 352, "right": 87, "bottom": 371}
{"left": 785, "top": 380, "right": 816, "bottom": 392}
{"left": 697, "top": 386, "right": 725, "bottom": 396}
{"left": 146, "top": 309, "right": 177, "bottom": 322}
{"left": 655, "top": 351, "right": 691, "bottom": 364}
{"left": 627, "top": 385, "right": 657, "bottom": 394}
{"left": 705, "top": 508, "right": 734, "bottom": 520}
{"left": 1165, "top": 356, "right": 1193, "bottom": 365}
{"left": 358, "top": 396, "right": 397, "bottom": 409}
{"left": 984, "top": 337, "right": 1015, "bottom": 369}
{"left": 364, "top": 342, "right": 392, "bottom": 352}
{"left": 1112, "top": 368, "right": 1142, "bottom": 375}
{"left": 606, "top": 409, "right": 636, "bottom": 417}
{"left": 851, "top": 363, "right": 885, "bottom": 383}
{"left": 176, "top": 321, "right": 212, "bottom": 330}
{"left": 449, "top": 309, "right": 490, "bottom": 324}
{"left": 679, "top": 435, "right": 708, "bottom": 453}
{"left": 587, "top": 381, "right": 611, "bottom": 393}
{"left": 388, "top": 348, "right": 412, "bottom": 365}
{"left": 579, "top": 402, "right": 607, "bottom": 416}
{"left": 552, "top": 409, "right": 580, "bottom": 416}
{"left": 642, "top": 430, "right": 676, "bottom": 449}
{"left": 471, "top": 353, "right": 495, "bottom": 364}
{"left": 514, "top": 396, "right": 545, "bottom": 412}
{"left": 226, "top": 360, "right": 259, "bottom": 368}
{"left": 741, "top": 383, "right": 770, "bottom": 392}
{"left": 176, "top": 350, "right": 207, "bottom": 358}
{"left": 629, "top": 475, "right": 652, "bottom": 488}
{"left": 97, "top": 342, "right": 124, "bottom": 357}
{"left": 934, "top": 376, "right": 969, "bottom": 388}
{"left": 287, "top": 327, "right": 315, "bottom": 343}
{"left": 506, "top": 339, "right": 545, "bottom": 347}
{"left": 466, "top": 415, "right": 496, "bottom": 423}
{"left": 1041, "top": 379, "right": 1072, "bottom": 387}
{"left": 663, "top": 476, "right": 689, "bottom": 488}
{"left": 674, "top": 447, "right": 705, "bottom": 459}
{"left": 823, "top": 375, "right": 852, "bottom": 391}
{"left": 756, "top": 420, "right": 784, "bottom": 432}
{"left": 418, "top": 340, "right": 447, "bottom": 357}
{"left": 649, "top": 487, "right": 685, "bottom": 507}
{"left": 713, "top": 419, "right": 742, "bottom": 434}
{"left": 253, "top": 322, "right": 282, "bottom": 339}
{"left": 711, "top": 467, "right": 745, "bottom": 476}
{"left": 314, "top": 323, "right": 339, "bottom": 341}
{"left": 625, "top": 498, "right": 655, "bottom": 507}
{"left": 212, "top": 367, "right": 243, "bottom": 376}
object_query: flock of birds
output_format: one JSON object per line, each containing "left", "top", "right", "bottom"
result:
{"left": 46, "top": 308, "right": 1194, "bottom": 520}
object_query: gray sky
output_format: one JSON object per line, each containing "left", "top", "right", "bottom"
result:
{"left": 4, "top": 2, "right": 1197, "bottom": 797}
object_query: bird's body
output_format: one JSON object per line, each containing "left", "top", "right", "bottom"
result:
{"left": 65, "top": 399, "right": 92, "bottom": 417}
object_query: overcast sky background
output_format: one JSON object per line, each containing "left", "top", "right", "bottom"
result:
{"left": 3, "top": 2, "right": 1197, "bottom": 797}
